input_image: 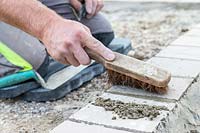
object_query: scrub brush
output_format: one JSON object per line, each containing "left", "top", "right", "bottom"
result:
{"left": 86, "top": 48, "right": 171, "bottom": 94}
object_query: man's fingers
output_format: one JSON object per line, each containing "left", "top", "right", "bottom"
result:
{"left": 64, "top": 51, "right": 80, "bottom": 67}
{"left": 87, "top": 0, "right": 97, "bottom": 18}
{"left": 73, "top": 45, "right": 91, "bottom": 65}
{"left": 92, "top": 0, "right": 97, "bottom": 16}
{"left": 96, "top": 0, "right": 104, "bottom": 14}
{"left": 81, "top": 33, "right": 115, "bottom": 61}
{"left": 70, "top": 0, "right": 82, "bottom": 11}
{"left": 85, "top": 0, "right": 93, "bottom": 14}
{"left": 54, "top": 54, "right": 69, "bottom": 65}
{"left": 58, "top": 45, "right": 80, "bottom": 66}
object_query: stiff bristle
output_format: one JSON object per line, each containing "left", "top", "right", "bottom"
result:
{"left": 107, "top": 69, "right": 168, "bottom": 94}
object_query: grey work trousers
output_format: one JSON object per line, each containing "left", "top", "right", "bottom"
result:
{"left": 0, "top": 0, "right": 114, "bottom": 75}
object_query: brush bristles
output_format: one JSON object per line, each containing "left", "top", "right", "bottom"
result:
{"left": 107, "top": 69, "right": 168, "bottom": 94}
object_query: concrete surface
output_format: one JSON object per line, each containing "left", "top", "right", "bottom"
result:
{"left": 51, "top": 121, "right": 131, "bottom": 133}
{"left": 147, "top": 57, "right": 200, "bottom": 78}
{"left": 156, "top": 76, "right": 200, "bottom": 132}
{"left": 156, "top": 45, "right": 200, "bottom": 61}
{"left": 171, "top": 36, "right": 200, "bottom": 47}
{"left": 69, "top": 93, "right": 175, "bottom": 133}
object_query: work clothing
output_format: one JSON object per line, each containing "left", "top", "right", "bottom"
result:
{"left": 0, "top": 0, "right": 114, "bottom": 78}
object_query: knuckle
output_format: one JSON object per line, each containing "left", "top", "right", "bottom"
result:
{"left": 75, "top": 30, "right": 83, "bottom": 39}
{"left": 63, "top": 40, "right": 73, "bottom": 49}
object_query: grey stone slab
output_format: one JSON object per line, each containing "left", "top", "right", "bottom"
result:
{"left": 107, "top": 77, "right": 193, "bottom": 102}
{"left": 156, "top": 45, "right": 200, "bottom": 61}
{"left": 183, "top": 29, "right": 200, "bottom": 37}
{"left": 69, "top": 93, "right": 175, "bottom": 133}
{"left": 192, "top": 24, "right": 200, "bottom": 29}
{"left": 147, "top": 57, "right": 200, "bottom": 78}
{"left": 51, "top": 121, "right": 131, "bottom": 133}
{"left": 171, "top": 35, "right": 200, "bottom": 47}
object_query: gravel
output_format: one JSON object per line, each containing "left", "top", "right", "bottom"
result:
{"left": 2, "top": 2, "right": 200, "bottom": 133}
{"left": 93, "top": 97, "right": 169, "bottom": 120}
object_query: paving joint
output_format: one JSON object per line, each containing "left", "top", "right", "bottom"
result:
{"left": 51, "top": 120, "right": 132, "bottom": 133}
{"left": 106, "top": 90, "right": 177, "bottom": 103}
{"left": 153, "top": 56, "right": 200, "bottom": 63}
{"left": 69, "top": 118, "right": 138, "bottom": 133}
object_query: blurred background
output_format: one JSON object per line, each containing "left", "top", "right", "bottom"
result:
{"left": 103, "top": 0, "right": 200, "bottom": 60}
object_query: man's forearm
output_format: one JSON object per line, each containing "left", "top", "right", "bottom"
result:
{"left": 0, "top": 0, "right": 61, "bottom": 40}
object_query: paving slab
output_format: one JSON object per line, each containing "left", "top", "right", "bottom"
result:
{"left": 183, "top": 29, "right": 200, "bottom": 37}
{"left": 51, "top": 121, "right": 131, "bottom": 133}
{"left": 147, "top": 57, "right": 200, "bottom": 78}
{"left": 171, "top": 35, "right": 200, "bottom": 47}
{"left": 156, "top": 45, "right": 200, "bottom": 61}
{"left": 107, "top": 77, "right": 193, "bottom": 102}
{"left": 69, "top": 93, "right": 175, "bottom": 133}
{"left": 192, "top": 24, "right": 200, "bottom": 29}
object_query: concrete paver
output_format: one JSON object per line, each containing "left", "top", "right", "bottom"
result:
{"left": 171, "top": 36, "right": 200, "bottom": 47}
{"left": 69, "top": 93, "right": 175, "bottom": 133}
{"left": 147, "top": 57, "right": 200, "bottom": 78}
{"left": 107, "top": 77, "right": 193, "bottom": 102}
{"left": 156, "top": 45, "right": 200, "bottom": 61}
{"left": 183, "top": 29, "right": 200, "bottom": 37}
{"left": 51, "top": 121, "right": 131, "bottom": 133}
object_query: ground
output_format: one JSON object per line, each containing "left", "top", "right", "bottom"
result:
{"left": 1, "top": 2, "right": 200, "bottom": 133}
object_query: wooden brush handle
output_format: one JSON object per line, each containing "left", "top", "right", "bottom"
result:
{"left": 85, "top": 48, "right": 107, "bottom": 65}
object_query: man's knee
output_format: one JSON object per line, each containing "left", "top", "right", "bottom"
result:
{"left": 0, "top": 22, "right": 49, "bottom": 76}
{"left": 81, "top": 13, "right": 114, "bottom": 46}
{"left": 81, "top": 13, "right": 113, "bottom": 34}
{"left": 93, "top": 32, "right": 114, "bottom": 47}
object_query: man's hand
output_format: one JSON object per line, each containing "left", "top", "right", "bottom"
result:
{"left": 70, "top": 0, "right": 104, "bottom": 18}
{"left": 0, "top": 0, "right": 112, "bottom": 67}
{"left": 42, "top": 18, "right": 115, "bottom": 66}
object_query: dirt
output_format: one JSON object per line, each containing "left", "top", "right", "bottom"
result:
{"left": 2, "top": 2, "right": 200, "bottom": 133}
{"left": 93, "top": 97, "right": 169, "bottom": 120}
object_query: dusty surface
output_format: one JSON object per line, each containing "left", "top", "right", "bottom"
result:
{"left": 0, "top": 74, "right": 110, "bottom": 133}
{"left": 93, "top": 97, "right": 169, "bottom": 120}
{"left": 1, "top": 2, "right": 200, "bottom": 133}
{"left": 156, "top": 76, "right": 200, "bottom": 133}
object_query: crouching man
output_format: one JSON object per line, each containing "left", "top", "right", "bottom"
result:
{"left": 0, "top": 0, "right": 115, "bottom": 81}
